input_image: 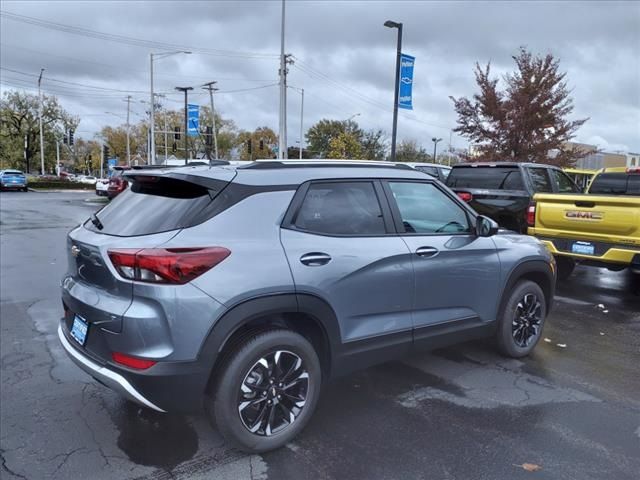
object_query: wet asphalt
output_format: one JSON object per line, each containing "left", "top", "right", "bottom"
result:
{"left": 1, "top": 191, "right": 639, "bottom": 480}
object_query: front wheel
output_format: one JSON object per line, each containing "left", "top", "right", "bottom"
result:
{"left": 496, "top": 280, "right": 547, "bottom": 358}
{"left": 209, "top": 329, "right": 321, "bottom": 453}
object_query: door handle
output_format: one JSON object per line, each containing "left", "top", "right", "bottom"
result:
{"left": 415, "top": 246, "right": 439, "bottom": 258}
{"left": 300, "top": 252, "right": 332, "bottom": 266}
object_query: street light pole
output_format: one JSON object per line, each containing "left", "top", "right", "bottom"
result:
{"left": 278, "top": 0, "right": 287, "bottom": 159}
{"left": 299, "top": 87, "right": 304, "bottom": 159}
{"left": 126, "top": 95, "right": 131, "bottom": 166}
{"left": 384, "top": 20, "right": 402, "bottom": 162}
{"left": 38, "top": 68, "right": 45, "bottom": 175}
{"left": 175, "top": 86, "right": 193, "bottom": 165}
{"left": 202, "top": 81, "right": 219, "bottom": 160}
{"left": 432, "top": 137, "right": 442, "bottom": 162}
{"left": 150, "top": 51, "right": 191, "bottom": 164}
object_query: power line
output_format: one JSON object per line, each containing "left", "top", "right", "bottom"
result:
{"left": 0, "top": 11, "right": 279, "bottom": 59}
{"left": 0, "top": 42, "right": 279, "bottom": 83}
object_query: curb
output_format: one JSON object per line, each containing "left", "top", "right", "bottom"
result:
{"left": 28, "top": 188, "right": 94, "bottom": 193}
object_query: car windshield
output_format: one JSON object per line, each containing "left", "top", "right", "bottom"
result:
{"left": 446, "top": 166, "right": 525, "bottom": 190}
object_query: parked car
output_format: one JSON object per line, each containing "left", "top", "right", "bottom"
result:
{"left": 107, "top": 166, "right": 130, "bottom": 199}
{"left": 80, "top": 175, "right": 98, "bottom": 185}
{"left": 95, "top": 178, "right": 109, "bottom": 196}
{"left": 529, "top": 166, "right": 640, "bottom": 278}
{"left": 59, "top": 160, "right": 556, "bottom": 453}
{"left": 446, "top": 162, "right": 581, "bottom": 233}
{"left": 0, "top": 169, "right": 28, "bottom": 191}
{"left": 405, "top": 162, "right": 452, "bottom": 182}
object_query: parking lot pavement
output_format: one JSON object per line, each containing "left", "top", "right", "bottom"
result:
{"left": 1, "top": 191, "right": 639, "bottom": 480}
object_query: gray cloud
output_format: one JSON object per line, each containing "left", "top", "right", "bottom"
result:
{"left": 1, "top": 0, "right": 638, "bottom": 152}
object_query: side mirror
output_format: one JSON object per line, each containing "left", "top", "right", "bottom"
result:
{"left": 476, "top": 215, "right": 499, "bottom": 237}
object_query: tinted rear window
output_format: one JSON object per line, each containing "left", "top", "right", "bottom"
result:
{"left": 86, "top": 176, "right": 221, "bottom": 236}
{"left": 589, "top": 173, "right": 640, "bottom": 195}
{"left": 446, "top": 167, "right": 525, "bottom": 190}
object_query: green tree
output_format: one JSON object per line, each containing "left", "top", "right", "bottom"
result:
{"left": 236, "top": 126, "right": 277, "bottom": 160}
{"left": 0, "top": 90, "right": 77, "bottom": 172}
{"left": 450, "top": 47, "right": 590, "bottom": 166}
{"left": 305, "top": 119, "right": 361, "bottom": 158}
{"left": 361, "top": 129, "right": 387, "bottom": 160}
{"left": 395, "top": 139, "right": 432, "bottom": 162}
{"left": 327, "top": 132, "right": 363, "bottom": 159}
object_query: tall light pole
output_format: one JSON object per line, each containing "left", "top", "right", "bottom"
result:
{"left": 432, "top": 137, "right": 442, "bottom": 162}
{"left": 150, "top": 51, "right": 191, "bottom": 164}
{"left": 38, "top": 68, "right": 45, "bottom": 175}
{"left": 202, "top": 81, "right": 219, "bottom": 160}
{"left": 175, "top": 86, "right": 193, "bottom": 165}
{"left": 384, "top": 20, "right": 402, "bottom": 162}
{"left": 278, "top": 0, "right": 287, "bottom": 159}
{"left": 289, "top": 86, "right": 304, "bottom": 159}
{"left": 125, "top": 95, "right": 131, "bottom": 165}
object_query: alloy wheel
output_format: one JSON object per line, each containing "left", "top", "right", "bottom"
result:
{"left": 512, "top": 293, "right": 542, "bottom": 347}
{"left": 237, "top": 350, "right": 309, "bottom": 437}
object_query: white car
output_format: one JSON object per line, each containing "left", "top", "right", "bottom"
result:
{"left": 80, "top": 176, "right": 98, "bottom": 185}
{"left": 95, "top": 178, "right": 109, "bottom": 196}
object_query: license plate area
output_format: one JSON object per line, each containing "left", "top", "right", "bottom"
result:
{"left": 70, "top": 315, "right": 89, "bottom": 346}
{"left": 571, "top": 241, "right": 595, "bottom": 255}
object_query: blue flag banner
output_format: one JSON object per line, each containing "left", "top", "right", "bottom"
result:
{"left": 187, "top": 104, "right": 199, "bottom": 137}
{"left": 398, "top": 53, "right": 415, "bottom": 110}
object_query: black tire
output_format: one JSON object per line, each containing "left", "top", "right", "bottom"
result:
{"left": 496, "top": 280, "right": 547, "bottom": 358}
{"left": 209, "top": 329, "right": 321, "bottom": 453}
{"left": 555, "top": 256, "right": 575, "bottom": 280}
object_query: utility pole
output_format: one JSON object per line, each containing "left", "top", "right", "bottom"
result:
{"left": 175, "top": 86, "right": 193, "bottom": 165}
{"left": 100, "top": 142, "right": 104, "bottom": 179}
{"left": 126, "top": 95, "right": 131, "bottom": 166}
{"left": 56, "top": 140, "right": 60, "bottom": 176}
{"left": 38, "top": 68, "right": 45, "bottom": 175}
{"left": 149, "top": 54, "right": 155, "bottom": 165}
{"left": 24, "top": 135, "right": 28, "bottom": 173}
{"left": 164, "top": 110, "right": 168, "bottom": 164}
{"left": 278, "top": 0, "right": 287, "bottom": 159}
{"left": 202, "top": 81, "right": 219, "bottom": 160}
{"left": 384, "top": 20, "right": 403, "bottom": 162}
{"left": 299, "top": 87, "right": 304, "bottom": 159}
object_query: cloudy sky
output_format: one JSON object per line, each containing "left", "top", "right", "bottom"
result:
{"left": 1, "top": 0, "right": 639, "bottom": 153}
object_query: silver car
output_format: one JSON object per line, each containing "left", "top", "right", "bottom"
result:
{"left": 59, "top": 160, "right": 556, "bottom": 452}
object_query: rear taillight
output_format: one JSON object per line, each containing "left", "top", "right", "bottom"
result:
{"left": 108, "top": 247, "right": 230, "bottom": 284}
{"left": 112, "top": 352, "right": 157, "bottom": 370}
{"left": 457, "top": 191, "right": 473, "bottom": 202}
{"left": 626, "top": 167, "right": 640, "bottom": 174}
{"left": 527, "top": 203, "right": 536, "bottom": 227}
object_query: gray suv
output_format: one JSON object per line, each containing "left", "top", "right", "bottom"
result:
{"left": 59, "top": 160, "right": 556, "bottom": 452}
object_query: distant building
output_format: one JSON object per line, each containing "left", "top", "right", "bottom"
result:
{"left": 626, "top": 153, "right": 639, "bottom": 167}
{"left": 564, "top": 142, "right": 626, "bottom": 169}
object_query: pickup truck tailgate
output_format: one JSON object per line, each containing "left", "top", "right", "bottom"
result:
{"left": 533, "top": 193, "right": 640, "bottom": 239}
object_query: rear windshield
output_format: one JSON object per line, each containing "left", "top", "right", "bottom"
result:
{"left": 589, "top": 173, "right": 640, "bottom": 195}
{"left": 86, "top": 176, "right": 221, "bottom": 236}
{"left": 2, "top": 170, "right": 24, "bottom": 175}
{"left": 446, "top": 166, "right": 525, "bottom": 190}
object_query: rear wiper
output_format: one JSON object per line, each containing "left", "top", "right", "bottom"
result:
{"left": 90, "top": 213, "right": 104, "bottom": 230}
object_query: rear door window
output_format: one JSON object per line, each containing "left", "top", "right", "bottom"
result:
{"left": 446, "top": 167, "right": 525, "bottom": 190}
{"left": 589, "top": 173, "right": 640, "bottom": 195}
{"left": 528, "top": 167, "right": 553, "bottom": 193}
{"left": 293, "top": 182, "right": 386, "bottom": 235}
{"left": 86, "top": 176, "right": 223, "bottom": 236}
{"left": 550, "top": 169, "right": 580, "bottom": 193}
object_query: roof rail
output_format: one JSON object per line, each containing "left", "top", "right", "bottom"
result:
{"left": 242, "top": 159, "right": 413, "bottom": 170}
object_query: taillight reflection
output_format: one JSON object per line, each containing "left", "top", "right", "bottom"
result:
{"left": 457, "top": 191, "right": 473, "bottom": 202}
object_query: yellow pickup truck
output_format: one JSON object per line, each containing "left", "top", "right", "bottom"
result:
{"left": 528, "top": 166, "right": 640, "bottom": 279}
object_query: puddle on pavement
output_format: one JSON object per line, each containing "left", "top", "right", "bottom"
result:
{"left": 111, "top": 400, "right": 199, "bottom": 470}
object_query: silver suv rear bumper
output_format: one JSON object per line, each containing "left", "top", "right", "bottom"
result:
{"left": 57, "top": 325, "right": 165, "bottom": 412}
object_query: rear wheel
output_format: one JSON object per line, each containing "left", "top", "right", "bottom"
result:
{"left": 209, "top": 329, "right": 321, "bottom": 453}
{"left": 555, "top": 256, "right": 575, "bottom": 280}
{"left": 496, "top": 280, "right": 547, "bottom": 358}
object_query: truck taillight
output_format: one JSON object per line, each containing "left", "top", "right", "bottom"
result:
{"left": 527, "top": 203, "right": 536, "bottom": 227}
{"left": 108, "top": 247, "right": 231, "bottom": 284}
{"left": 457, "top": 192, "right": 473, "bottom": 202}
{"left": 626, "top": 167, "right": 640, "bottom": 174}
